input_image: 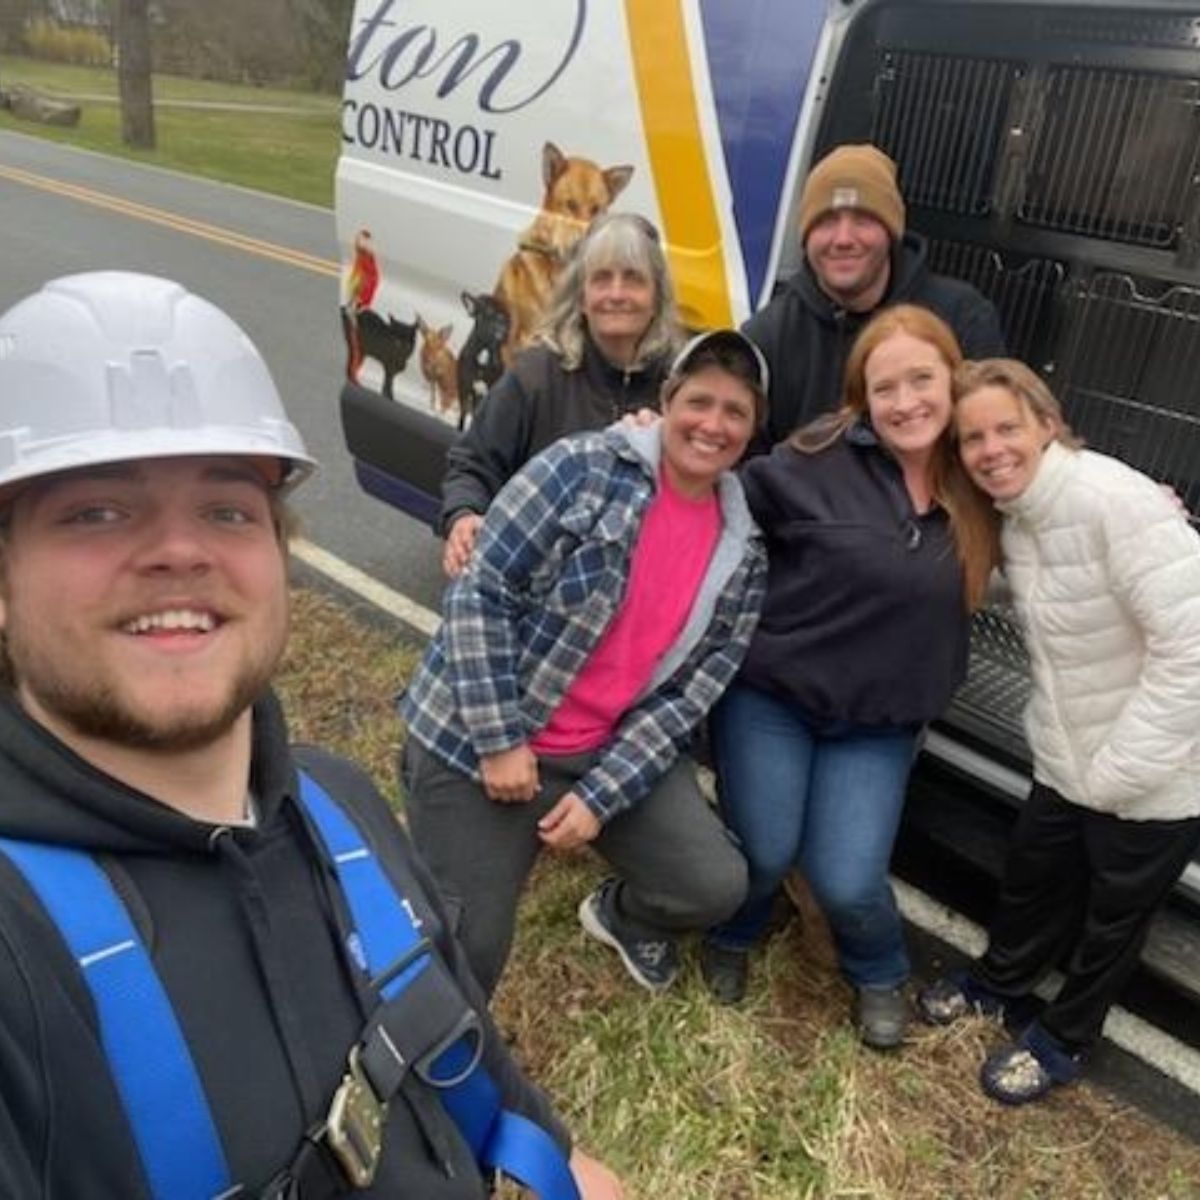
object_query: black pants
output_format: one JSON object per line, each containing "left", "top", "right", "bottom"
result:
{"left": 971, "top": 783, "right": 1200, "bottom": 1051}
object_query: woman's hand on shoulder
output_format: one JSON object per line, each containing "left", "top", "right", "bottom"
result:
{"left": 442, "top": 512, "right": 483, "bottom": 577}
{"left": 1158, "top": 481, "right": 1186, "bottom": 513}
{"left": 619, "top": 407, "right": 660, "bottom": 429}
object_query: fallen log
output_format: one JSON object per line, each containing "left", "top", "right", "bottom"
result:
{"left": 6, "top": 84, "right": 81, "bottom": 128}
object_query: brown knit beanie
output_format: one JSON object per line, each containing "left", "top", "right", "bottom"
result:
{"left": 798, "top": 144, "right": 905, "bottom": 241}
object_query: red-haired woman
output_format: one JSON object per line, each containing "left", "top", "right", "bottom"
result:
{"left": 702, "top": 304, "right": 998, "bottom": 1050}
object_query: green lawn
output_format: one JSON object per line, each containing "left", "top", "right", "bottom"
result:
{"left": 0, "top": 53, "right": 339, "bottom": 109}
{"left": 0, "top": 54, "right": 338, "bottom": 206}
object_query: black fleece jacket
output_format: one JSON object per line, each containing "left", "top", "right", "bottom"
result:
{"left": 0, "top": 693, "right": 566, "bottom": 1199}
{"left": 737, "top": 428, "right": 971, "bottom": 727}
{"left": 439, "top": 336, "right": 670, "bottom": 534}
{"left": 742, "top": 232, "right": 1005, "bottom": 450}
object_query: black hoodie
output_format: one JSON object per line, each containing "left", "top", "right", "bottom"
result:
{"left": 440, "top": 335, "right": 670, "bottom": 535}
{"left": 734, "top": 429, "right": 971, "bottom": 727}
{"left": 0, "top": 692, "right": 565, "bottom": 1198}
{"left": 742, "top": 232, "right": 1005, "bottom": 451}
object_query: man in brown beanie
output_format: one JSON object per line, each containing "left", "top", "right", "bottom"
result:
{"left": 743, "top": 143, "right": 1004, "bottom": 447}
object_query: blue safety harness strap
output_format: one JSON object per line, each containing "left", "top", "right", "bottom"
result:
{"left": 0, "top": 837, "right": 232, "bottom": 1200}
{"left": 296, "top": 773, "right": 580, "bottom": 1200}
{"left": 0, "top": 775, "right": 579, "bottom": 1199}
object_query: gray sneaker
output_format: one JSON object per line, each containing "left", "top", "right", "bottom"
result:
{"left": 855, "top": 985, "right": 909, "bottom": 1050}
{"left": 579, "top": 878, "right": 679, "bottom": 991}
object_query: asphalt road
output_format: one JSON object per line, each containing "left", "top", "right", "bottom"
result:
{"left": 0, "top": 128, "right": 448, "bottom": 612}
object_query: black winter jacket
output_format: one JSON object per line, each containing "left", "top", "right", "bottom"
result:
{"left": 439, "top": 337, "right": 670, "bottom": 534}
{"left": 0, "top": 693, "right": 566, "bottom": 1199}
{"left": 737, "top": 429, "right": 971, "bottom": 727}
{"left": 742, "top": 232, "right": 1005, "bottom": 450}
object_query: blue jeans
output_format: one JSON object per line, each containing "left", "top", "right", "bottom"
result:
{"left": 707, "top": 682, "right": 917, "bottom": 987}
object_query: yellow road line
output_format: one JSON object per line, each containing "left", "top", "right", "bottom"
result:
{"left": 0, "top": 163, "right": 339, "bottom": 277}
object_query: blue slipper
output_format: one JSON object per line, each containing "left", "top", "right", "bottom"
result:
{"left": 980, "top": 1022, "right": 1083, "bottom": 1106}
{"left": 916, "top": 971, "right": 1007, "bottom": 1026}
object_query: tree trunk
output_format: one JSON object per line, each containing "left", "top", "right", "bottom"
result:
{"left": 117, "top": 0, "right": 155, "bottom": 150}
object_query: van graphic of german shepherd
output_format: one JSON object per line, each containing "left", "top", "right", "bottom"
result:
{"left": 494, "top": 142, "right": 633, "bottom": 365}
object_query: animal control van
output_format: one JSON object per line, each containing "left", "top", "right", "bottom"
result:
{"left": 336, "top": 0, "right": 1200, "bottom": 1003}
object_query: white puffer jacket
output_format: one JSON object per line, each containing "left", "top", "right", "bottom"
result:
{"left": 998, "top": 442, "right": 1200, "bottom": 820}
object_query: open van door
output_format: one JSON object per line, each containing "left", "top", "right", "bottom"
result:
{"left": 810, "top": 0, "right": 1200, "bottom": 999}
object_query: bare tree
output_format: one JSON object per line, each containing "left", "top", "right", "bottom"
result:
{"left": 152, "top": 0, "right": 305, "bottom": 86}
{"left": 288, "top": 0, "right": 355, "bottom": 90}
{"left": 0, "top": 1, "right": 25, "bottom": 55}
{"left": 115, "top": 0, "right": 154, "bottom": 149}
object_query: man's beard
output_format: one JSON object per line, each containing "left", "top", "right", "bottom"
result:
{"left": 6, "top": 638, "right": 280, "bottom": 754}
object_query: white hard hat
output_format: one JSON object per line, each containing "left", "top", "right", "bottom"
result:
{"left": 0, "top": 271, "right": 316, "bottom": 496}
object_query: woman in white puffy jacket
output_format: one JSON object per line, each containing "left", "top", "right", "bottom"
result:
{"left": 917, "top": 357, "right": 1200, "bottom": 1105}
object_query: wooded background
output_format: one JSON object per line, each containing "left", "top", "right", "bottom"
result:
{"left": 0, "top": 0, "right": 353, "bottom": 91}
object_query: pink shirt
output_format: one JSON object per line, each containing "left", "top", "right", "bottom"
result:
{"left": 531, "top": 471, "right": 721, "bottom": 755}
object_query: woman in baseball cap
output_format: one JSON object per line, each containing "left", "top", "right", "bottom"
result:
{"left": 400, "top": 328, "right": 770, "bottom": 999}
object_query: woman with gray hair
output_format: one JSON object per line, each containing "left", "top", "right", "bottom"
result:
{"left": 439, "top": 211, "right": 683, "bottom": 575}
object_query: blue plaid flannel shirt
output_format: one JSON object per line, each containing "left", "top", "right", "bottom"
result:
{"left": 401, "top": 424, "right": 767, "bottom": 823}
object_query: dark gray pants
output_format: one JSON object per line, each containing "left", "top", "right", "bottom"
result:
{"left": 401, "top": 740, "right": 748, "bottom": 997}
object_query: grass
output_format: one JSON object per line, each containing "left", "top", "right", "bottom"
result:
{"left": 0, "top": 54, "right": 339, "bottom": 206}
{"left": 0, "top": 54, "right": 339, "bottom": 108}
{"left": 280, "top": 584, "right": 1200, "bottom": 1200}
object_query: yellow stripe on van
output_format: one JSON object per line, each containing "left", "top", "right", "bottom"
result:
{"left": 624, "top": 0, "right": 732, "bottom": 330}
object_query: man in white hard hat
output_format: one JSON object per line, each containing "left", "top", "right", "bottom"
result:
{"left": 0, "top": 272, "right": 620, "bottom": 1200}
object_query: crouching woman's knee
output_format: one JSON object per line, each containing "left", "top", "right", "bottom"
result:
{"left": 691, "top": 841, "right": 749, "bottom": 927}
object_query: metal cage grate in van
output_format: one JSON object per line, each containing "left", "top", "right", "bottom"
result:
{"left": 872, "top": 51, "right": 1015, "bottom": 215}
{"left": 950, "top": 604, "right": 1031, "bottom": 745}
{"left": 1040, "top": 12, "right": 1200, "bottom": 51}
{"left": 1056, "top": 273, "right": 1200, "bottom": 516}
{"left": 925, "top": 238, "right": 1065, "bottom": 369}
{"left": 1020, "top": 68, "right": 1200, "bottom": 249}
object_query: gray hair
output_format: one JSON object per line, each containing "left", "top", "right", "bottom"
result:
{"left": 535, "top": 212, "right": 683, "bottom": 370}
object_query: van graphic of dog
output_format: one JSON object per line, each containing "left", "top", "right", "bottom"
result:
{"left": 494, "top": 142, "right": 633, "bottom": 365}
{"left": 342, "top": 308, "right": 417, "bottom": 401}
{"left": 456, "top": 291, "right": 510, "bottom": 430}
{"left": 417, "top": 316, "right": 458, "bottom": 416}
